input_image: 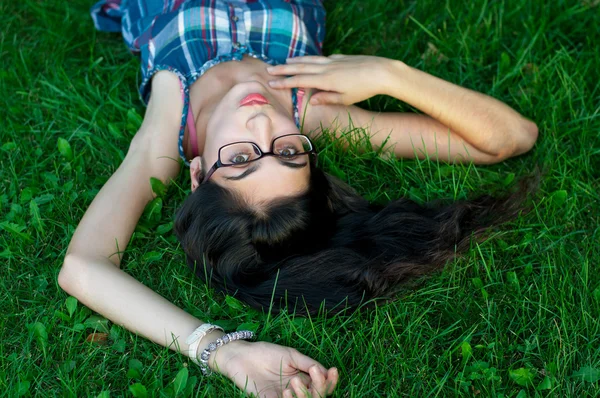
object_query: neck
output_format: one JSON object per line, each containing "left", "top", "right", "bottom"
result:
{"left": 183, "top": 57, "right": 293, "bottom": 160}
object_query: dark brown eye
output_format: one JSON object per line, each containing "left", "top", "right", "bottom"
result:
{"left": 277, "top": 145, "right": 299, "bottom": 158}
{"left": 230, "top": 152, "right": 251, "bottom": 164}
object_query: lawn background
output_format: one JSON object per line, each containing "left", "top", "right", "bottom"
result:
{"left": 2, "top": 0, "right": 600, "bottom": 396}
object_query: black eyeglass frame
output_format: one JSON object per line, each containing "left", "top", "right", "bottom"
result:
{"left": 201, "top": 133, "right": 316, "bottom": 184}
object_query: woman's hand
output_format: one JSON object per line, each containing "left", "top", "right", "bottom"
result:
{"left": 213, "top": 340, "right": 339, "bottom": 398}
{"left": 267, "top": 54, "right": 393, "bottom": 105}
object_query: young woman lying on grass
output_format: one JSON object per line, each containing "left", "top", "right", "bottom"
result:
{"left": 58, "top": 0, "right": 538, "bottom": 396}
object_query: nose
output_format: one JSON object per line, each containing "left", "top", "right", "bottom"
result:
{"left": 246, "top": 112, "right": 273, "bottom": 151}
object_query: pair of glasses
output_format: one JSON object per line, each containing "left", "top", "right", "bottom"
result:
{"left": 202, "top": 134, "right": 315, "bottom": 183}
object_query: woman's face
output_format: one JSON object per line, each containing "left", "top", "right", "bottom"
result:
{"left": 194, "top": 81, "right": 311, "bottom": 204}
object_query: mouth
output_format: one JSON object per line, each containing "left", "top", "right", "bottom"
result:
{"left": 240, "top": 93, "right": 269, "bottom": 107}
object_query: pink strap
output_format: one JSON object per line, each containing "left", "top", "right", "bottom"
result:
{"left": 187, "top": 106, "right": 199, "bottom": 158}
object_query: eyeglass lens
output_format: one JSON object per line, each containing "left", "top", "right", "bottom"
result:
{"left": 219, "top": 135, "right": 312, "bottom": 166}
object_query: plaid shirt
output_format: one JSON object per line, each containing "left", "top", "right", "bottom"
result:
{"left": 92, "top": 0, "right": 325, "bottom": 164}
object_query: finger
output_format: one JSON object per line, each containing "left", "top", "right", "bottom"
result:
{"left": 268, "top": 75, "right": 323, "bottom": 90}
{"left": 309, "top": 92, "right": 344, "bottom": 105}
{"left": 267, "top": 63, "right": 325, "bottom": 76}
{"left": 288, "top": 350, "right": 328, "bottom": 375}
{"left": 286, "top": 55, "right": 331, "bottom": 64}
{"left": 326, "top": 368, "right": 339, "bottom": 394}
{"left": 328, "top": 54, "right": 345, "bottom": 59}
{"left": 283, "top": 389, "right": 294, "bottom": 398}
{"left": 291, "top": 376, "right": 309, "bottom": 398}
{"left": 308, "top": 365, "right": 326, "bottom": 397}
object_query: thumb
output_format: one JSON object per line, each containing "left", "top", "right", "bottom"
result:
{"left": 310, "top": 92, "right": 344, "bottom": 105}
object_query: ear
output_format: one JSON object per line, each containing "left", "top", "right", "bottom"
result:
{"left": 190, "top": 156, "right": 203, "bottom": 192}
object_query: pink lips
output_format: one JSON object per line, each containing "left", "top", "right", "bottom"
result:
{"left": 240, "top": 93, "right": 269, "bottom": 107}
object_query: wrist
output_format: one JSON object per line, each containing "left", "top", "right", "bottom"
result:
{"left": 194, "top": 330, "right": 253, "bottom": 375}
{"left": 380, "top": 59, "right": 410, "bottom": 98}
{"left": 207, "top": 338, "right": 251, "bottom": 376}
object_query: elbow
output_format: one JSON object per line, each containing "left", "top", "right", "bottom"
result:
{"left": 512, "top": 118, "right": 539, "bottom": 156}
{"left": 58, "top": 255, "right": 75, "bottom": 294}
{"left": 58, "top": 254, "right": 84, "bottom": 297}
{"left": 518, "top": 118, "right": 539, "bottom": 154}
{"left": 493, "top": 118, "right": 539, "bottom": 162}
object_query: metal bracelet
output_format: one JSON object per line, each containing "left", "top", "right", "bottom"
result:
{"left": 198, "top": 330, "right": 255, "bottom": 376}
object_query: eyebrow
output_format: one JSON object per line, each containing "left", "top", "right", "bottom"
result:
{"left": 222, "top": 159, "right": 309, "bottom": 181}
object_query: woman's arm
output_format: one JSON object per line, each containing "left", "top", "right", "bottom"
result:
{"left": 59, "top": 71, "right": 338, "bottom": 397}
{"left": 60, "top": 70, "right": 214, "bottom": 355}
{"left": 268, "top": 55, "right": 538, "bottom": 164}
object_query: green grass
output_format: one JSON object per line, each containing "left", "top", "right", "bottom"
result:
{"left": 2, "top": 0, "right": 600, "bottom": 396}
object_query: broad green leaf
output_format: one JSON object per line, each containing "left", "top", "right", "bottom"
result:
{"left": 502, "top": 172, "right": 515, "bottom": 186}
{"left": 471, "top": 277, "right": 483, "bottom": 289}
{"left": 30, "top": 322, "right": 48, "bottom": 352}
{"left": 237, "top": 322, "right": 260, "bottom": 333}
{"left": 57, "top": 138, "right": 73, "bottom": 160}
{"left": 96, "top": 391, "right": 110, "bottom": 398}
{"left": 143, "top": 197, "right": 163, "bottom": 221}
{"left": 550, "top": 190, "right": 567, "bottom": 206}
{"left": 129, "top": 359, "right": 143, "bottom": 371}
{"left": 173, "top": 367, "right": 189, "bottom": 396}
{"left": 183, "top": 376, "right": 198, "bottom": 397}
{"left": 150, "top": 177, "right": 167, "bottom": 197}
{"left": 461, "top": 341, "right": 472, "bottom": 361}
{"left": 2, "top": 141, "right": 16, "bottom": 151}
{"left": 509, "top": 367, "right": 535, "bottom": 386}
{"left": 108, "top": 123, "right": 124, "bottom": 139}
{"left": 225, "top": 295, "right": 244, "bottom": 310}
{"left": 129, "top": 383, "right": 148, "bottom": 398}
{"left": 470, "top": 361, "right": 490, "bottom": 371}
{"left": 54, "top": 310, "right": 70, "bottom": 322}
{"left": 571, "top": 366, "right": 600, "bottom": 383}
{"left": 592, "top": 287, "right": 600, "bottom": 301}
{"left": 156, "top": 222, "right": 173, "bottom": 235}
{"left": 537, "top": 376, "right": 552, "bottom": 390}
{"left": 0, "top": 221, "right": 32, "bottom": 241}
{"left": 66, "top": 297, "right": 78, "bottom": 317}
{"left": 33, "top": 194, "right": 55, "bottom": 206}
{"left": 142, "top": 251, "right": 162, "bottom": 263}
{"left": 515, "top": 389, "right": 528, "bottom": 398}
{"left": 481, "top": 287, "right": 489, "bottom": 300}
{"left": 29, "top": 200, "right": 45, "bottom": 234}
{"left": 213, "top": 319, "right": 238, "bottom": 331}
{"left": 507, "top": 271, "right": 519, "bottom": 287}
{"left": 73, "top": 323, "right": 85, "bottom": 331}
{"left": 17, "top": 380, "right": 30, "bottom": 396}
{"left": 113, "top": 339, "right": 126, "bottom": 353}
{"left": 84, "top": 315, "right": 110, "bottom": 333}
{"left": 127, "top": 368, "right": 141, "bottom": 380}
{"left": 60, "top": 360, "right": 76, "bottom": 373}
{"left": 20, "top": 187, "right": 33, "bottom": 203}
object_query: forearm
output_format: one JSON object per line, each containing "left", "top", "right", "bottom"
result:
{"left": 59, "top": 254, "right": 201, "bottom": 351}
{"left": 382, "top": 60, "right": 538, "bottom": 158}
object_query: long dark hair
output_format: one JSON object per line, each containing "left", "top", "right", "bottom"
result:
{"left": 174, "top": 163, "right": 535, "bottom": 315}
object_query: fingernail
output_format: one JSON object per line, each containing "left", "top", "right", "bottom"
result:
{"left": 266, "top": 66, "right": 274, "bottom": 72}
{"left": 268, "top": 80, "right": 277, "bottom": 86}
{"left": 310, "top": 98, "right": 319, "bottom": 105}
